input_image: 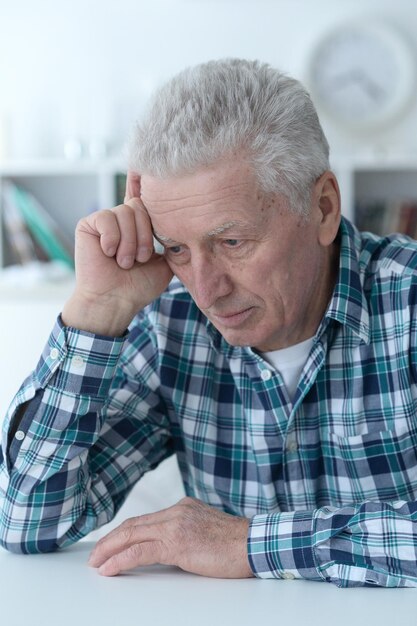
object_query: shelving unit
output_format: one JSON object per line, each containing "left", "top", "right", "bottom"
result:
{"left": 0, "top": 158, "right": 126, "bottom": 268}
{"left": 0, "top": 154, "right": 417, "bottom": 269}
{"left": 332, "top": 155, "right": 417, "bottom": 235}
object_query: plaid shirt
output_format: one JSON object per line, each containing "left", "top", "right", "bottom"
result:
{"left": 2, "top": 216, "right": 417, "bottom": 588}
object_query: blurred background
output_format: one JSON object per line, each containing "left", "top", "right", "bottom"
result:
{"left": 1, "top": 0, "right": 416, "bottom": 161}
{"left": 0, "top": 0, "right": 417, "bottom": 400}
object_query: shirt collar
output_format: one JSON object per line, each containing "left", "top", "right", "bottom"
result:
{"left": 319, "top": 216, "right": 370, "bottom": 345}
{"left": 205, "top": 318, "right": 242, "bottom": 357}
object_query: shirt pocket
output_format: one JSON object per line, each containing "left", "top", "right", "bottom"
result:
{"left": 326, "top": 424, "right": 417, "bottom": 503}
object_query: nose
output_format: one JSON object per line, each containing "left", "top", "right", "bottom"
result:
{"left": 190, "top": 253, "right": 233, "bottom": 310}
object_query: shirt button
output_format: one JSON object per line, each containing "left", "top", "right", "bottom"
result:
{"left": 281, "top": 572, "right": 295, "bottom": 580}
{"left": 15, "top": 430, "right": 25, "bottom": 441}
{"left": 287, "top": 441, "right": 298, "bottom": 453}
{"left": 50, "top": 348, "right": 59, "bottom": 360}
{"left": 72, "top": 355, "right": 84, "bottom": 368}
{"left": 261, "top": 369, "right": 272, "bottom": 381}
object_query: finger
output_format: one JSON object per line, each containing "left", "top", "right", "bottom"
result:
{"left": 90, "top": 518, "right": 144, "bottom": 554}
{"left": 89, "top": 521, "right": 163, "bottom": 568}
{"left": 110, "top": 204, "right": 140, "bottom": 269}
{"left": 93, "top": 505, "right": 178, "bottom": 549}
{"left": 97, "top": 540, "right": 166, "bottom": 576}
{"left": 124, "top": 170, "right": 141, "bottom": 202}
{"left": 89, "top": 509, "right": 175, "bottom": 566}
{"left": 125, "top": 197, "right": 154, "bottom": 263}
{"left": 83, "top": 209, "right": 121, "bottom": 258}
{"left": 88, "top": 501, "right": 194, "bottom": 571}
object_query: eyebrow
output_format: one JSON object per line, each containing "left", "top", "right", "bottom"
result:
{"left": 206, "top": 221, "right": 244, "bottom": 237}
{"left": 153, "top": 221, "right": 250, "bottom": 245}
{"left": 153, "top": 232, "right": 177, "bottom": 245}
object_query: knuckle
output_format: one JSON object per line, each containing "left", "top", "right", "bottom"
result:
{"left": 114, "top": 202, "right": 134, "bottom": 217}
{"left": 118, "top": 239, "right": 137, "bottom": 254}
{"left": 75, "top": 216, "right": 86, "bottom": 231}
{"left": 169, "top": 515, "right": 190, "bottom": 544}
{"left": 137, "top": 227, "right": 152, "bottom": 244}
{"left": 97, "top": 208, "right": 116, "bottom": 224}
{"left": 125, "top": 543, "right": 143, "bottom": 562}
{"left": 120, "top": 526, "right": 135, "bottom": 544}
{"left": 179, "top": 496, "right": 192, "bottom": 504}
{"left": 94, "top": 537, "right": 106, "bottom": 550}
{"left": 94, "top": 209, "right": 119, "bottom": 235}
{"left": 179, "top": 496, "right": 196, "bottom": 508}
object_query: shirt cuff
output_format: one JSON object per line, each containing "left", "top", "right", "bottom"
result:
{"left": 247, "top": 510, "right": 324, "bottom": 581}
{"left": 34, "top": 315, "right": 126, "bottom": 398}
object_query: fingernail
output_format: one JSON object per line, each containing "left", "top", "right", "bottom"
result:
{"left": 137, "top": 247, "right": 151, "bottom": 263}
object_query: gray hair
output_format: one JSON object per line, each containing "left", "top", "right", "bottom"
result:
{"left": 127, "top": 58, "right": 330, "bottom": 216}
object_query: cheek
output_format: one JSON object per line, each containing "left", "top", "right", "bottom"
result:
{"left": 242, "top": 255, "right": 302, "bottom": 311}
{"left": 243, "top": 254, "right": 286, "bottom": 289}
{"left": 238, "top": 264, "right": 279, "bottom": 299}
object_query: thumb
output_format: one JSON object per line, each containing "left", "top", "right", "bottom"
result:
{"left": 124, "top": 170, "right": 141, "bottom": 202}
{"left": 124, "top": 196, "right": 155, "bottom": 263}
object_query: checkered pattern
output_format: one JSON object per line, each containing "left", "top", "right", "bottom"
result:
{"left": 2, "top": 217, "right": 417, "bottom": 587}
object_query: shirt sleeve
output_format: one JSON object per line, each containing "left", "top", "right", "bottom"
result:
{"left": 0, "top": 314, "right": 173, "bottom": 554}
{"left": 248, "top": 499, "right": 417, "bottom": 587}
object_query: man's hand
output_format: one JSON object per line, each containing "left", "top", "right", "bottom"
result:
{"left": 88, "top": 497, "right": 254, "bottom": 579}
{"left": 62, "top": 171, "right": 173, "bottom": 336}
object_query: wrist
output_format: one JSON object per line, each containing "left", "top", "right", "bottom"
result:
{"left": 62, "top": 291, "right": 140, "bottom": 336}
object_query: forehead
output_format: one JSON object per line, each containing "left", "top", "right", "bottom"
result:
{"left": 140, "top": 161, "right": 292, "bottom": 242}
{"left": 140, "top": 160, "right": 261, "bottom": 216}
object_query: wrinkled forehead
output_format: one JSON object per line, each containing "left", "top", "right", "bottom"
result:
{"left": 139, "top": 160, "right": 291, "bottom": 243}
{"left": 140, "top": 160, "right": 259, "bottom": 211}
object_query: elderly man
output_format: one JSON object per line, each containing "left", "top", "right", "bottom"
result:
{"left": 1, "top": 59, "right": 417, "bottom": 588}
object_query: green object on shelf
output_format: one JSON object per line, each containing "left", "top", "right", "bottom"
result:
{"left": 13, "top": 185, "right": 74, "bottom": 270}
{"left": 115, "top": 172, "right": 127, "bottom": 205}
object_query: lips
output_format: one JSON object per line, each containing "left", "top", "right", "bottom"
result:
{"left": 210, "top": 307, "right": 255, "bottom": 328}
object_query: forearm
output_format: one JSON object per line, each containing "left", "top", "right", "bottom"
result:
{"left": 0, "top": 316, "right": 126, "bottom": 552}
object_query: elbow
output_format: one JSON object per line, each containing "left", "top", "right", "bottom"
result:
{"left": 0, "top": 529, "right": 59, "bottom": 555}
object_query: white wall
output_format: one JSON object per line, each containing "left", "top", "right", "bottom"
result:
{"left": 0, "top": 0, "right": 416, "bottom": 163}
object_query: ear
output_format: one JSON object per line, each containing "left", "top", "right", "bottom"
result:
{"left": 313, "top": 171, "right": 341, "bottom": 247}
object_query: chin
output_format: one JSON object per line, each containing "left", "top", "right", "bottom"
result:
{"left": 219, "top": 328, "right": 265, "bottom": 350}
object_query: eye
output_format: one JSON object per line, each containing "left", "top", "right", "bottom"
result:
{"left": 223, "top": 239, "right": 242, "bottom": 248}
{"left": 163, "top": 244, "right": 191, "bottom": 265}
{"left": 165, "top": 245, "right": 184, "bottom": 255}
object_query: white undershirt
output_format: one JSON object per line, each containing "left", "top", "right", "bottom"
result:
{"left": 261, "top": 336, "right": 315, "bottom": 401}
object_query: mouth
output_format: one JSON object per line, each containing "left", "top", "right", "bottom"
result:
{"left": 210, "top": 307, "right": 255, "bottom": 328}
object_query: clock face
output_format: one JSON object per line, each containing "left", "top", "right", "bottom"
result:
{"left": 307, "top": 22, "right": 417, "bottom": 130}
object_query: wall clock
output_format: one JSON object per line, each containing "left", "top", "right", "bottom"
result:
{"left": 306, "top": 21, "right": 417, "bottom": 131}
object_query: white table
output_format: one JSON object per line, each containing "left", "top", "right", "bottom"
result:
{"left": 0, "top": 540, "right": 415, "bottom": 626}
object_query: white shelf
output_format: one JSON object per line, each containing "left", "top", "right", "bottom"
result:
{"left": 0, "top": 157, "right": 126, "bottom": 177}
{"left": 332, "top": 152, "right": 417, "bottom": 169}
